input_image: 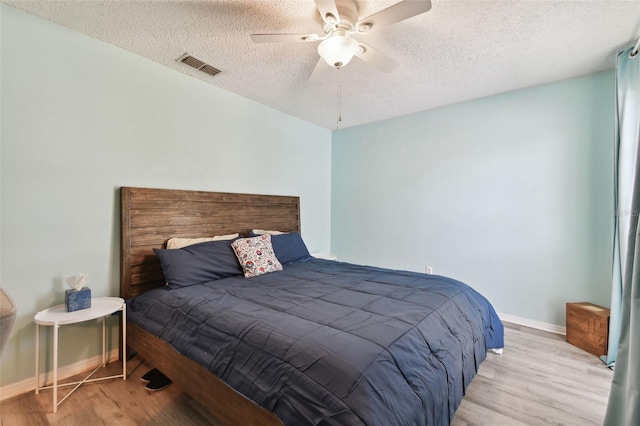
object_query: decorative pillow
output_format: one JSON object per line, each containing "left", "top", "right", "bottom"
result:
{"left": 248, "top": 231, "right": 312, "bottom": 264}
{"left": 251, "top": 229, "right": 285, "bottom": 236}
{"left": 154, "top": 239, "right": 243, "bottom": 288}
{"left": 166, "top": 233, "right": 240, "bottom": 249}
{"left": 231, "top": 235, "right": 283, "bottom": 278}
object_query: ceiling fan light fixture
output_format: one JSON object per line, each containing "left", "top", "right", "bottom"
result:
{"left": 317, "top": 33, "right": 358, "bottom": 68}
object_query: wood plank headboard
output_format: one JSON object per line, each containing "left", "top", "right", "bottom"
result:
{"left": 120, "top": 187, "right": 300, "bottom": 299}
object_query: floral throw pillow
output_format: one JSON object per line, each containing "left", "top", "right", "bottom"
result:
{"left": 231, "top": 234, "right": 283, "bottom": 278}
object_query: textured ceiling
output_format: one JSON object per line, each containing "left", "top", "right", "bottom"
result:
{"left": 3, "top": 0, "right": 640, "bottom": 129}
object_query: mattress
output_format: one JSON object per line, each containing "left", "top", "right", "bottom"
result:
{"left": 128, "top": 259, "right": 504, "bottom": 425}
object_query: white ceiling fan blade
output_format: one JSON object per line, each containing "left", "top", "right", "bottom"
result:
{"left": 314, "top": 0, "right": 341, "bottom": 25}
{"left": 308, "top": 57, "right": 332, "bottom": 81}
{"left": 250, "top": 33, "right": 320, "bottom": 43}
{"left": 355, "top": 43, "right": 399, "bottom": 73}
{"left": 356, "top": 0, "right": 432, "bottom": 33}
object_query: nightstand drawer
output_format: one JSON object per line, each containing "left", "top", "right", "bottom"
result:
{"left": 566, "top": 302, "right": 609, "bottom": 357}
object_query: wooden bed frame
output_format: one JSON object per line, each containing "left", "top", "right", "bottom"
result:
{"left": 120, "top": 187, "right": 301, "bottom": 425}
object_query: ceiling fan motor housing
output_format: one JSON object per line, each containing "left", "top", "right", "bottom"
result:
{"left": 325, "top": 0, "right": 358, "bottom": 33}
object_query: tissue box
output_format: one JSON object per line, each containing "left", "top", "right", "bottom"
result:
{"left": 65, "top": 287, "right": 91, "bottom": 312}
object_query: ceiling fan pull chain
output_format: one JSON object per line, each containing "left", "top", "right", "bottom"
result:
{"left": 337, "top": 69, "right": 343, "bottom": 129}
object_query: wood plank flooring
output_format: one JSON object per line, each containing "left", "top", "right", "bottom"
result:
{"left": 452, "top": 322, "right": 613, "bottom": 425}
{"left": 1, "top": 322, "right": 613, "bottom": 425}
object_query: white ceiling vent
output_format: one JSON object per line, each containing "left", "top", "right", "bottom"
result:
{"left": 177, "top": 53, "right": 221, "bottom": 77}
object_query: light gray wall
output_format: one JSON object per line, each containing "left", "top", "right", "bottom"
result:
{"left": 331, "top": 71, "right": 615, "bottom": 326}
{"left": 0, "top": 6, "right": 331, "bottom": 387}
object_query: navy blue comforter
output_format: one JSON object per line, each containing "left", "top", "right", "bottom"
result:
{"left": 128, "top": 259, "right": 503, "bottom": 425}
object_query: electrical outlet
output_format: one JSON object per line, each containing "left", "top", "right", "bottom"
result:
{"left": 425, "top": 266, "right": 433, "bottom": 274}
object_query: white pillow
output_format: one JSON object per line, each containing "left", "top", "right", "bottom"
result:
{"left": 166, "top": 233, "right": 239, "bottom": 249}
{"left": 251, "top": 229, "right": 286, "bottom": 236}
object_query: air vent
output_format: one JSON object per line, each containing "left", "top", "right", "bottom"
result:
{"left": 177, "top": 53, "right": 221, "bottom": 77}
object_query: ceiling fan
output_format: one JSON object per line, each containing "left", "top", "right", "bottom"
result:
{"left": 250, "top": 0, "right": 432, "bottom": 80}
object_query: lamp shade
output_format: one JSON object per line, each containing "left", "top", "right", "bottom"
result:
{"left": 318, "top": 34, "right": 359, "bottom": 68}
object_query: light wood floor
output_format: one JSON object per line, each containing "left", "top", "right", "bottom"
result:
{"left": 1, "top": 322, "right": 613, "bottom": 425}
{"left": 452, "top": 322, "right": 613, "bottom": 426}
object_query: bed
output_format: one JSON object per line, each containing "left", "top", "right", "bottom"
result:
{"left": 120, "top": 187, "right": 504, "bottom": 425}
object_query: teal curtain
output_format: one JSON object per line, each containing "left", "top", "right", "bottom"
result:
{"left": 603, "top": 46, "right": 640, "bottom": 425}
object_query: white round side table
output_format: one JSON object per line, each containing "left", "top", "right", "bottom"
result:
{"left": 34, "top": 297, "right": 126, "bottom": 412}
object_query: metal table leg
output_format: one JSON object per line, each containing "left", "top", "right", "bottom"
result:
{"left": 35, "top": 324, "right": 39, "bottom": 395}
{"left": 53, "top": 321, "right": 59, "bottom": 413}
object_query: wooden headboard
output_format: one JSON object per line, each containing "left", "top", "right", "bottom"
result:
{"left": 120, "top": 187, "right": 301, "bottom": 299}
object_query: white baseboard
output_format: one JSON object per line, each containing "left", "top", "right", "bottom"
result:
{"left": 0, "top": 348, "right": 120, "bottom": 401}
{"left": 498, "top": 312, "right": 566, "bottom": 335}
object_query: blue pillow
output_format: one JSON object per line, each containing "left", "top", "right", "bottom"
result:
{"left": 153, "top": 239, "right": 243, "bottom": 288}
{"left": 249, "top": 231, "right": 311, "bottom": 264}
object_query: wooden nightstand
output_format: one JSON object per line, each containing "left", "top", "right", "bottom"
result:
{"left": 566, "top": 302, "right": 610, "bottom": 357}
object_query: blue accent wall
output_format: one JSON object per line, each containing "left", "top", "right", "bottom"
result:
{"left": 332, "top": 72, "right": 615, "bottom": 326}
